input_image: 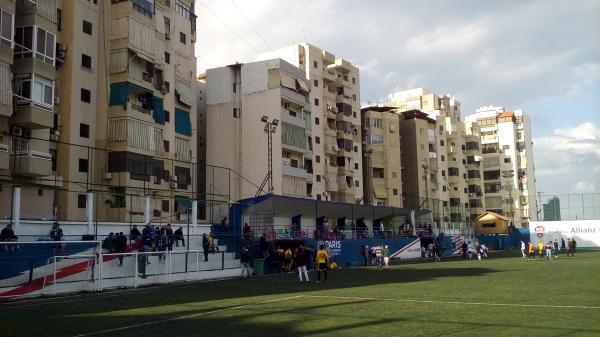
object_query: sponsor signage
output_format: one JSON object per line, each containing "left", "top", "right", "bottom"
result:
{"left": 529, "top": 220, "right": 600, "bottom": 247}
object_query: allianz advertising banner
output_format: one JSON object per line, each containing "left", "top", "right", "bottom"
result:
{"left": 529, "top": 220, "right": 600, "bottom": 248}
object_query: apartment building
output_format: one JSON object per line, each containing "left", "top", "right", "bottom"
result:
{"left": 360, "top": 106, "right": 402, "bottom": 207}
{"left": 205, "top": 59, "right": 312, "bottom": 203}
{"left": 389, "top": 88, "right": 485, "bottom": 226}
{"left": 0, "top": 0, "right": 59, "bottom": 220}
{"left": 260, "top": 43, "right": 363, "bottom": 203}
{"left": 466, "top": 106, "right": 538, "bottom": 227}
{"left": 0, "top": 0, "right": 198, "bottom": 225}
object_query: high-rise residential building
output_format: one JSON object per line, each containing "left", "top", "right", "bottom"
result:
{"left": 260, "top": 43, "right": 363, "bottom": 203}
{"left": 466, "top": 106, "right": 538, "bottom": 227}
{"left": 1, "top": 0, "right": 198, "bottom": 225}
{"left": 360, "top": 106, "right": 403, "bottom": 207}
{"left": 205, "top": 59, "right": 312, "bottom": 204}
{"left": 388, "top": 88, "right": 485, "bottom": 227}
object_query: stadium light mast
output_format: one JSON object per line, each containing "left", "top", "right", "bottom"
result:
{"left": 502, "top": 169, "right": 515, "bottom": 231}
{"left": 260, "top": 116, "right": 278, "bottom": 194}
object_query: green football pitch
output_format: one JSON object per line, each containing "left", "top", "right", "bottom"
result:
{"left": 1, "top": 251, "right": 599, "bottom": 337}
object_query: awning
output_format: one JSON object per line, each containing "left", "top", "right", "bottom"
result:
{"left": 153, "top": 97, "right": 165, "bottom": 125}
{"left": 175, "top": 81, "right": 192, "bottom": 106}
{"left": 175, "top": 195, "right": 192, "bottom": 211}
{"left": 374, "top": 186, "right": 388, "bottom": 199}
{"left": 175, "top": 108, "right": 192, "bottom": 136}
{"left": 296, "top": 78, "right": 309, "bottom": 94}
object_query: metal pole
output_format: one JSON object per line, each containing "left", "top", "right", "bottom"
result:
{"left": 134, "top": 252, "right": 138, "bottom": 288}
{"left": 98, "top": 250, "right": 103, "bottom": 292}
{"left": 268, "top": 126, "right": 273, "bottom": 193}
{"left": 196, "top": 250, "right": 199, "bottom": 280}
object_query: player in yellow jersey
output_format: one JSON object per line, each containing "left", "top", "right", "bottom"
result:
{"left": 316, "top": 244, "right": 329, "bottom": 283}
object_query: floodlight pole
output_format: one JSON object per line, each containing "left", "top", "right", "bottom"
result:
{"left": 502, "top": 169, "right": 515, "bottom": 231}
{"left": 260, "top": 116, "right": 278, "bottom": 194}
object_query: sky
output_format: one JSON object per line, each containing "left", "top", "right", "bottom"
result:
{"left": 194, "top": 0, "right": 600, "bottom": 197}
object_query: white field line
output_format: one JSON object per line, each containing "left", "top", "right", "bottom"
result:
{"left": 303, "top": 295, "right": 600, "bottom": 310}
{"left": 70, "top": 295, "right": 302, "bottom": 337}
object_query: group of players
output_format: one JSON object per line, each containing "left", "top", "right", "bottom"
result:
{"left": 521, "top": 238, "right": 576, "bottom": 260}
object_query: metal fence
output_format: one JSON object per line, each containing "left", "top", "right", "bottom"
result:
{"left": 538, "top": 193, "right": 600, "bottom": 221}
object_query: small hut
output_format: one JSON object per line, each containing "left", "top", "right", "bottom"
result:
{"left": 475, "top": 211, "right": 510, "bottom": 234}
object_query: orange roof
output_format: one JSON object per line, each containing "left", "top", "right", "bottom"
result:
{"left": 498, "top": 112, "right": 514, "bottom": 118}
{"left": 476, "top": 211, "right": 510, "bottom": 221}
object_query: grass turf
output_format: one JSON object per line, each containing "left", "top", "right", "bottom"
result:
{"left": 1, "top": 250, "right": 598, "bottom": 337}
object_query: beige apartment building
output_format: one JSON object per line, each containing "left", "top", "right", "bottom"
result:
{"left": 0, "top": 0, "right": 198, "bottom": 226}
{"left": 360, "top": 106, "right": 402, "bottom": 207}
{"left": 261, "top": 43, "right": 363, "bottom": 203}
{"left": 466, "top": 106, "right": 537, "bottom": 227}
{"left": 204, "top": 59, "right": 311, "bottom": 205}
{"left": 388, "top": 88, "right": 485, "bottom": 227}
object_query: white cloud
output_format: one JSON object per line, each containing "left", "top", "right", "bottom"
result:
{"left": 534, "top": 122, "right": 600, "bottom": 194}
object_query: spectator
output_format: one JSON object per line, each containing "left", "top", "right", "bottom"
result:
{"left": 156, "top": 233, "right": 167, "bottom": 263}
{"left": 475, "top": 242, "right": 481, "bottom": 261}
{"left": 545, "top": 241, "right": 553, "bottom": 260}
{"left": 259, "top": 234, "right": 270, "bottom": 259}
{"left": 141, "top": 224, "right": 153, "bottom": 265}
{"left": 520, "top": 240, "right": 526, "bottom": 259}
{"left": 284, "top": 247, "right": 293, "bottom": 272}
{"left": 243, "top": 222, "right": 251, "bottom": 242}
{"left": 433, "top": 242, "right": 441, "bottom": 262}
{"left": 461, "top": 241, "right": 468, "bottom": 259}
{"left": 572, "top": 238, "right": 577, "bottom": 254}
{"left": 208, "top": 232, "right": 219, "bottom": 253}
{"left": 560, "top": 238, "right": 566, "bottom": 254}
{"left": 375, "top": 244, "right": 383, "bottom": 270}
{"left": 202, "top": 233, "right": 209, "bottom": 262}
{"left": 240, "top": 246, "right": 252, "bottom": 279}
{"left": 164, "top": 224, "right": 174, "bottom": 251}
{"left": 50, "top": 222, "right": 63, "bottom": 241}
{"left": 295, "top": 244, "right": 309, "bottom": 282}
{"left": 1, "top": 224, "right": 18, "bottom": 251}
{"left": 553, "top": 239, "right": 560, "bottom": 259}
{"left": 1, "top": 224, "right": 17, "bottom": 242}
{"left": 362, "top": 245, "right": 369, "bottom": 266}
{"left": 130, "top": 225, "right": 141, "bottom": 242}
{"left": 102, "top": 233, "right": 116, "bottom": 253}
{"left": 174, "top": 227, "right": 185, "bottom": 247}
{"left": 115, "top": 232, "right": 127, "bottom": 266}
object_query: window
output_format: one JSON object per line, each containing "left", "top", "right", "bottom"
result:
{"left": 355, "top": 180, "right": 360, "bottom": 187}
{"left": 162, "top": 200, "right": 169, "bottom": 212}
{"left": 176, "top": 0, "right": 193, "bottom": 19}
{"left": 164, "top": 140, "right": 170, "bottom": 152}
{"left": 81, "top": 53, "right": 92, "bottom": 69}
{"left": 314, "top": 98, "right": 319, "bottom": 106}
{"left": 440, "top": 140, "right": 445, "bottom": 146}
{"left": 393, "top": 189, "right": 398, "bottom": 196}
{"left": 441, "top": 155, "right": 445, "bottom": 161}
{"left": 14, "top": 26, "right": 33, "bottom": 58}
{"left": 164, "top": 16, "right": 171, "bottom": 38}
{"left": 316, "top": 155, "right": 320, "bottom": 163}
{"left": 80, "top": 123, "right": 90, "bottom": 138}
{"left": 392, "top": 172, "right": 397, "bottom": 179}
{"left": 79, "top": 158, "right": 89, "bottom": 172}
{"left": 232, "top": 108, "right": 240, "bottom": 118}
{"left": 78, "top": 194, "right": 87, "bottom": 209}
{"left": 164, "top": 81, "right": 170, "bottom": 93}
{"left": 354, "top": 146, "right": 358, "bottom": 152}
{"left": 504, "top": 158, "right": 511, "bottom": 163}
{"left": 165, "top": 52, "right": 170, "bottom": 64}
{"left": 352, "top": 77, "right": 356, "bottom": 84}
{"left": 0, "top": 9, "right": 14, "bottom": 48}
{"left": 352, "top": 94, "right": 356, "bottom": 101}
{"left": 313, "top": 79, "right": 318, "bottom": 87}
{"left": 164, "top": 110, "right": 170, "bottom": 122}
{"left": 448, "top": 167, "right": 459, "bottom": 176}
{"left": 80, "top": 88, "right": 91, "bottom": 103}
{"left": 179, "top": 32, "right": 186, "bottom": 44}
{"left": 36, "top": 27, "right": 55, "bottom": 64}
{"left": 315, "top": 136, "right": 320, "bottom": 144}
{"left": 373, "top": 168, "right": 384, "bottom": 178}
{"left": 316, "top": 174, "right": 321, "bottom": 182}
{"left": 441, "top": 170, "right": 446, "bottom": 177}
{"left": 57, "top": 9, "right": 62, "bottom": 31}
{"left": 443, "top": 186, "right": 447, "bottom": 192}
{"left": 355, "top": 163, "right": 359, "bottom": 170}
{"left": 368, "top": 134, "right": 383, "bottom": 145}
{"left": 82, "top": 20, "right": 92, "bottom": 35}
{"left": 503, "top": 145, "right": 510, "bottom": 150}
{"left": 313, "top": 60, "right": 318, "bottom": 68}
{"left": 22, "top": 75, "right": 53, "bottom": 107}
{"left": 314, "top": 117, "right": 320, "bottom": 125}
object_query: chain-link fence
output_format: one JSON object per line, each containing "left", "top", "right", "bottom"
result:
{"left": 537, "top": 193, "right": 600, "bottom": 221}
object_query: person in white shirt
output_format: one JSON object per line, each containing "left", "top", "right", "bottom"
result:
{"left": 520, "top": 240, "right": 526, "bottom": 258}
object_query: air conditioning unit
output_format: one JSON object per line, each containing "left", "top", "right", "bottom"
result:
{"left": 53, "top": 96, "right": 60, "bottom": 105}
{"left": 10, "top": 126, "right": 23, "bottom": 137}
{"left": 50, "top": 134, "right": 59, "bottom": 141}
{"left": 103, "top": 172, "right": 112, "bottom": 180}
{"left": 170, "top": 181, "right": 177, "bottom": 189}
{"left": 171, "top": 175, "right": 178, "bottom": 182}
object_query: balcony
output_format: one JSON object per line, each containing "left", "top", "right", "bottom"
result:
{"left": 335, "top": 94, "right": 353, "bottom": 106}
{"left": 281, "top": 87, "right": 306, "bottom": 105}
{"left": 448, "top": 175, "right": 460, "bottom": 184}
{"left": 280, "top": 111, "right": 307, "bottom": 129}
{"left": 282, "top": 162, "right": 308, "bottom": 180}
{"left": 0, "top": 143, "right": 8, "bottom": 170}
{"left": 10, "top": 150, "right": 52, "bottom": 176}
{"left": 12, "top": 101, "right": 54, "bottom": 129}
{"left": 323, "top": 70, "right": 336, "bottom": 83}
{"left": 481, "top": 135, "right": 498, "bottom": 144}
